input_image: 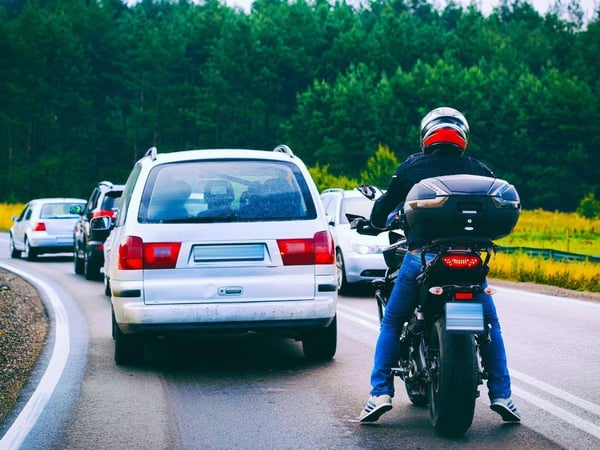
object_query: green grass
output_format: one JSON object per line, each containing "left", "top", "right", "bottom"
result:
{"left": 496, "top": 209, "right": 600, "bottom": 256}
{"left": 491, "top": 210, "right": 600, "bottom": 292}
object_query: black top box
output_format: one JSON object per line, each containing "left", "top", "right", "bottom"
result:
{"left": 404, "top": 174, "right": 521, "bottom": 242}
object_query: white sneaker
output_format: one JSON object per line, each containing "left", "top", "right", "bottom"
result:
{"left": 490, "top": 398, "right": 521, "bottom": 422}
{"left": 359, "top": 395, "right": 392, "bottom": 423}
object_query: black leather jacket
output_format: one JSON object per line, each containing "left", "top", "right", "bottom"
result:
{"left": 370, "top": 149, "right": 494, "bottom": 249}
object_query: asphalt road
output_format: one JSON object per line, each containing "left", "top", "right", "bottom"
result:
{"left": 0, "top": 232, "right": 599, "bottom": 449}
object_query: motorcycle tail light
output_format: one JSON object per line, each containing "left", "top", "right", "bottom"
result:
{"left": 455, "top": 292, "right": 474, "bottom": 300}
{"left": 441, "top": 254, "right": 481, "bottom": 269}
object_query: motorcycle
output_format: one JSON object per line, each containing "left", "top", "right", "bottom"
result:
{"left": 352, "top": 174, "right": 520, "bottom": 436}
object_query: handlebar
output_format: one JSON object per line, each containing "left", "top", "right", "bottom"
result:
{"left": 350, "top": 217, "right": 383, "bottom": 236}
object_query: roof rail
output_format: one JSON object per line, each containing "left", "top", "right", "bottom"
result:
{"left": 144, "top": 146, "right": 157, "bottom": 161}
{"left": 273, "top": 144, "right": 294, "bottom": 157}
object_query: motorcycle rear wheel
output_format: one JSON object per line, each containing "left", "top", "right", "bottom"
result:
{"left": 404, "top": 355, "right": 428, "bottom": 407}
{"left": 428, "top": 317, "right": 478, "bottom": 436}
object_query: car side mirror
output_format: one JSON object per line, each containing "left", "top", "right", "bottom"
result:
{"left": 70, "top": 204, "right": 84, "bottom": 215}
{"left": 90, "top": 216, "right": 113, "bottom": 232}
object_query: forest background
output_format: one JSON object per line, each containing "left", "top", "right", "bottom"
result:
{"left": 0, "top": 0, "right": 599, "bottom": 213}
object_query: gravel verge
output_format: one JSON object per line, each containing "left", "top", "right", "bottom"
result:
{"left": 0, "top": 268, "right": 49, "bottom": 425}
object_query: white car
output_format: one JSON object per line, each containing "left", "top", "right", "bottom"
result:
{"left": 98, "top": 145, "right": 338, "bottom": 364}
{"left": 9, "top": 198, "right": 86, "bottom": 260}
{"left": 320, "top": 188, "right": 390, "bottom": 293}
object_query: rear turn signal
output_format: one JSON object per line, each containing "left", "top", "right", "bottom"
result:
{"left": 277, "top": 231, "right": 335, "bottom": 265}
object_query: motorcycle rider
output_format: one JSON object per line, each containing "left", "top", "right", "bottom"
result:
{"left": 359, "top": 107, "right": 521, "bottom": 424}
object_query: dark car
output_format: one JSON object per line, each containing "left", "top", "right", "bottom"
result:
{"left": 73, "top": 180, "right": 124, "bottom": 280}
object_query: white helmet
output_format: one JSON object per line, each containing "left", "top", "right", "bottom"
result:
{"left": 420, "top": 107, "right": 470, "bottom": 154}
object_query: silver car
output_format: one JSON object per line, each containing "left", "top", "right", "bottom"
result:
{"left": 9, "top": 198, "right": 86, "bottom": 260}
{"left": 99, "top": 145, "right": 338, "bottom": 365}
{"left": 321, "top": 188, "right": 390, "bottom": 293}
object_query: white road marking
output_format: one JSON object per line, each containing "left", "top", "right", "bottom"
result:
{"left": 338, "top": 301, "right": 600, "bottom": 439}
{"left": 0, "top": 263, "right": 70, "bottom": 450}
{"left": 511, "top": 385, "right": 600, "bottom": 439}
{"left": 337, "top": 304, "right": 380, "bottom": 331}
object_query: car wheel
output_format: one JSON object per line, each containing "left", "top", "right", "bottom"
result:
{"left": 84, "top": 250, "right": 100, "bottom": 281}
{"left": 74, "top": 246, "right": 84, "bottom": 275}
{"left": 24, "top": 237, "right": 37, "bottom": 261}
{"left": 113, "top": 309, "right": 144, "bottom": 365}
{"left": 9, "top": 235, "right": 21, "bottom": 259}
{"left": 104, "top": 275, "right": 111, "bottom": 297}
{"left": 302, "top": 315, "right": 337, "bottom": 361}
{"left": 336, "top": 250, "right": 349, "bottom": 294}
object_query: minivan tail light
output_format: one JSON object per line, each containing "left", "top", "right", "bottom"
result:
{"left": 33, "top": 222, "right": 46, "bottom": 231}
{"left": 144, "top": 242, "right": 181, "bottom": 269}
{"left": 314, "top": 230, "right": 335, "bottom": 265}
{"left": 118, "top": 236, "right": 143, "bottom": 270}
{"left": 118, "top": 236, "right": 181, "bottom": 270}
{"left": 277, "top": 231, "right": 334, "bottom": 266}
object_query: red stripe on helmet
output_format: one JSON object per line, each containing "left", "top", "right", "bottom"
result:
{"left": 423, "top": 127, "right": 466, "bottom": 149}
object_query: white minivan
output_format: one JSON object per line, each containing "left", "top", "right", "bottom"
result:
{"left": 99, "top": 145, "right": 337, "bottom": 364}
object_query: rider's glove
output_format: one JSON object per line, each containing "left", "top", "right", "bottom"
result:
{"left": 350, "top": 217, "right": 371, "bottom": 230}
{"left": 358, "top": 185, "right": 377, "bottom": 200}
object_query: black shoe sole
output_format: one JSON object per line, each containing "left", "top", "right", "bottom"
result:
{"left": 360, "top": 404, "right": 392, "bottom": 423}
{"left": 490, "top": 403, "right": 521, "bottom": 422}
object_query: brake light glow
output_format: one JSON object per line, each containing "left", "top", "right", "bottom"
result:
{"left": 33, "top": 222, "right": 46, "bottom": 231}
{"left": 455, "top": 292, "right": 474, "bottom": 300}
{"left": 277, "top": 231, "right": 335, "bottom": 266}
{"left": 118, "top": 236, "right": 181, "bottom": 270}
{"left": 92, "top": 209, "right": 115, "bottom": 219}
{"left": 441, "top": 254, "right": 481, "bottom": 269}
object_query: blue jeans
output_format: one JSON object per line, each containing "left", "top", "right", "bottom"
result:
{"left": 369, "top": 252, "right": 512, "bottom": 401}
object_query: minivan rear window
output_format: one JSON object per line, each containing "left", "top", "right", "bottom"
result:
{"left": 138, "top": 159, "right": 317, "bottom": 223}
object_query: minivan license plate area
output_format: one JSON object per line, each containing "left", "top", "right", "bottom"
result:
{"left": 191, "top": 244, "right": 266, "bottom": 264}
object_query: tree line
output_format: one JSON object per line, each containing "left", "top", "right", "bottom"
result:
{"left": 0, "top": 0, "right": 598, "bottom": 212}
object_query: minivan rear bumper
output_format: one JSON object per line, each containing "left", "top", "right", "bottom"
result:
{"left": 113, "top": 296, "right": 337, "bottom": 335}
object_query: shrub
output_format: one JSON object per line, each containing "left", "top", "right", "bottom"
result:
{"left": 576, "top": 192, "right": 600, "bottom": 219}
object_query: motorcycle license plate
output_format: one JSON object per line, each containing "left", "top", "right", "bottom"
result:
{"left": 445, "top": 302, "right": 484, "bottom": 333}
